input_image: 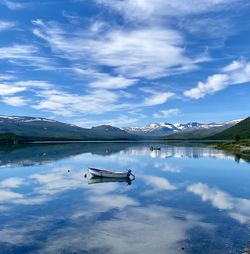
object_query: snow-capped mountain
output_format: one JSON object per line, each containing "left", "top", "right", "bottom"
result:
{"left": 123, "top": 120, "right": 242, "bottom": 136}
{"left": 0, "top": 115, "right": 243, "bottom": 139}
{"left": 123, "top": 123, "right": 178, "bottom": 136}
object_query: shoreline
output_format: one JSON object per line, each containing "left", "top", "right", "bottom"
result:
{"left": 23, "top": 139, "right": 236, "bottom": 144}
{"left": 214, "top": 141, "right": 250, "bottom": 153}
{"left": 0, "top": 138, "right": 243, "bottom": 145}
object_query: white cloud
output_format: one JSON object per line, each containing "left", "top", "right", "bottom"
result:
{"left": 61, "top": 10, "right": 82, "bottom": 25}
{"left": 184, "top": 74, "right": 229, "bottom": 99}
{"left": 0, "top": 177, "right": 24, "bottom": 188}
{"left": 89, "top": 75, "right": 137, "bottom": 90}
{"left": 0, "top": 189, "right": 23, "bottom": 202}
{"left": 2, "top": 96, "right": 27, "bottom": 106}
{"left": 141, "top": 175, "right": 177, "bottom": 196}
{"left": 91, "top": 0, "right": 243, "bottom": 59}
{"left": 31, "top": 85, "right": 174, "bottom": 117}
{"left": 222, "top": 60, "right": 246, "bottom": 72}
{"left": 0, "top": 83, "right": 26, "bottom": 96}
{"left": 73, "top": 114, "right": 145, "bottom": 128}
{"left": 0, "top": 78, "right": 175, "bottom": 116}
{"left": 95, "top": 0, "right": 238, "bottom": 21}
{"left": 0, "top": 74, "right": 16, "bottom": 81}
{"left": 0, "top": 80, "right": 53, "bottom": 106}
{"left": 89, "top": 194, "right": 138, "bottom": 213}
{"left": 69, "top": 205, "right": 204, "bottom": 254}
{"left": 0, "top": 80, "right": 52, "bottom": 92}
{"left": 32, "top": 19, "right": 200, "bottom": 79}
{"left": 178, "top": 17, "right": 237, "bottom": 39}
{"left": 14, "top": 80, "right": 53, "bottom": 89}
{"left": 106, "top": 91, "right": 176, "bottom": 113}
{"left": 187, "top": 183, "right": 233, "bottom": 209}
{"left": 184, "top": 60, "right": 250, "bottom": 99}
{"left": 5, "top": 202, "right": 208, "bottom": 254}
{"left": 33, "top": 89, "right": 120, "bottom": 116}
{"left": 70, "top": 67, "right": 138, "bottom": 90}
{"left": 153, "top": 108, "right": 180, "bottom": 118}
{"left": 187, "top": 183, "right": 250, "bottom": 224}
{"left": 0, "top": 0, "right": 25, "bottom": 10}
{"left": 143, "top": 92, "right": 175, "bottom": 106}
{"left": 0, "top": 44, "right": 54, "bottom": 69}
{"left": 229, "top": 61, "right": 250, "bottom": 84}
{"left": 154, "top": 163, "right": 181, "bottom": 173}
{"left": 30, "top": 169, "right": 85, "bottom": 196}
{"left": 0, "top": 20, "right": 16, "bottom": 31}
{"left": 0, "top": 44, "right": 36, "bottom": 59}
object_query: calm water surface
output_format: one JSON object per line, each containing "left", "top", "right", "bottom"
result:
{"left": 0, "top": 142, "right": 249, "bottom": 254}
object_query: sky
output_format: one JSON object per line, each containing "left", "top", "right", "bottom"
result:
{"left": 0, "top": 0, "right": 250, "bottom": 127}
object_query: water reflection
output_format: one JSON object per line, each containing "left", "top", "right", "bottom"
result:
{"left": 0, "top": 142, "right": 249, "bottom": 253}
{"left": 187, "top": 183, "right": 250, "bottom": 224}
{"left": 0, "top": 142, "right": 246, "bottom": 168}
{"left": 124, "top": 145, "right": 238, "bottom": 161}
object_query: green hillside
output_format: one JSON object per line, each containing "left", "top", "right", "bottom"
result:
{"left": 0, "top": 133, "right": 27, "bottom": 145}
{"left": 0, "top": 116, "right": 137, "bottom": 141}
{"left": 0, "top": 118, "right": 91, "bottom": 140}
{"left": 209, "top": 117, "right": 250, "bottom": 140}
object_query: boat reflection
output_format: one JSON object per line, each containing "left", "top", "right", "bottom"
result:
{"left": 88, "top": 175, "right": 134, "bottom": 185}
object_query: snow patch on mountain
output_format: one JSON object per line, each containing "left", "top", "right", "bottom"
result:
{"left": 0, "top": 115, "right": 57, "bottom": 123}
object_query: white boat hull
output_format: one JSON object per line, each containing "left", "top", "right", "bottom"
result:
{"left": 88, "top": 168, "right": 129, "bottom": 178}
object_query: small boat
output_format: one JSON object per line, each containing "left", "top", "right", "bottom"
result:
{"left": 88, "top": 167, "right": 133, "bottom": 179}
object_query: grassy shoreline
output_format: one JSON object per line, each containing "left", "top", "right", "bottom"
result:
{"left": 214, "top": 140, "right": 250, "bottom": 152}
{"left": 212, "top": 140, "right": 250, "bottom": 163}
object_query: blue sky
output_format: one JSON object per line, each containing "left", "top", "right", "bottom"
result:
{"left": 0, "top": 0, "right": 250, "bottom": 127}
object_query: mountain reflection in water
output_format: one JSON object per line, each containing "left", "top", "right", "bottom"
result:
{"left": 0, "top": 142, "right": 242, "bottom": 168}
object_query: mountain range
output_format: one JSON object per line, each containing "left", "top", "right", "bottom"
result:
{"left": 123, "top": 119, "right": 241, "bottom": 137}
{"left": 0, "top": 115, "right": 136, "bottom": 141}
{"left": 0, "top": 115, "right": 248, "bottom": 142}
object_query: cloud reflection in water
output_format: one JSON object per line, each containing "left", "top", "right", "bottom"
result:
{"left": 0, "top": 142, "right": 249, "bottom": 253}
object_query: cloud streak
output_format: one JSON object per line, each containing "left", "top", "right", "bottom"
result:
{"left": 32, "top": 19, "right": 200, "bottom": 79}
{"left": 153, "top": 108, "right": 180, "bottom": 118}
{"left": 0, "top": 44, "right": 55, "bottom": 69}
{"left": 0, "top": 0, "right": 25, "bottom": 10}
{"left": 95, "top": 0, "right": 240, "bottom": 21}
{"left": 2, "top": 96, "right": 28, "bottom": 106}
{"left": 0, "top": 20, "right": 16, "bottom": 31}
{"left": 33, "top": 89, "right": 120, "bottom": 116}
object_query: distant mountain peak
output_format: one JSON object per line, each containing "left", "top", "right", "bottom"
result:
{"left": 91, "top": 125, "right": 123, "bottom": 132}
{"left": 123, "top": 119, "right": 241, "bottom": 137}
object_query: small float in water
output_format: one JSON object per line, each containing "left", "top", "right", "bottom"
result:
{"left": 88, "top": 167, "right": 134, "bottom": 180}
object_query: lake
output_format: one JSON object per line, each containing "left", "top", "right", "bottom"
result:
{"left": 0, "top": 142, "right": 249, "bottom": 254}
